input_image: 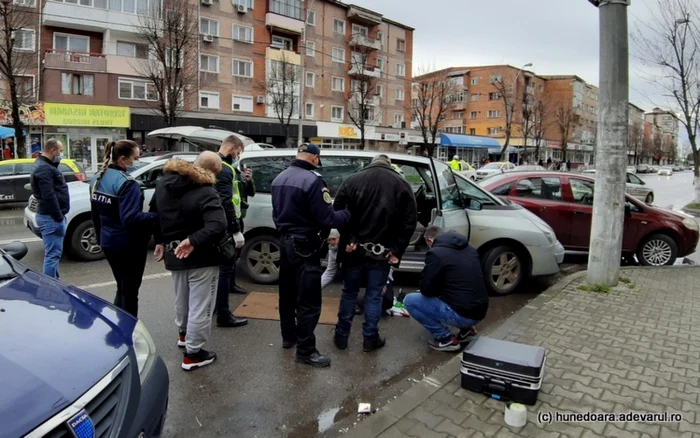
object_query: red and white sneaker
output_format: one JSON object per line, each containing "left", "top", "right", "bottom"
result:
{"left": 177, "top": 331, "right": 186, "bottom": 348}
{"left": 182, "top": 349, "right": 217, "bottom": 371}
{"left": 428, "top": 336, "right": 461, "bottom": 352}
{"left": 457, "top": 327, "right": 478, "bottom": 345}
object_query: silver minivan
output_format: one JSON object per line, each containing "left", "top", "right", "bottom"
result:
{"left": 239, "top": 149, "right": 565, "bottom": 296}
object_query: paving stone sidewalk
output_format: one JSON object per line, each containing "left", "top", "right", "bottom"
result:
{"left": 346, "top": 266, "right": 700, "bottom": 438}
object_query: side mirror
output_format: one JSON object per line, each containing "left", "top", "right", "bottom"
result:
{"left": 624, "top": 204, "right": 632, "bottom": 218}
{"left": 469, "top": 199, "right": 483, "bottom": 211}
{"left": 24, "top": 183, "right": 31, "bottom": 191}
{"left": 1, "top": 242, "right": 28, "bottom": 261}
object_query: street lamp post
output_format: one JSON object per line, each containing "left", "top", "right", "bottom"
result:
{"left": 587, "top": 0, "right": 630, "bottom": 286}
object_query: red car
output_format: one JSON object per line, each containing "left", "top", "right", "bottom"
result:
{"left": 480, "top": 172, "right": 699, "bottom": 266}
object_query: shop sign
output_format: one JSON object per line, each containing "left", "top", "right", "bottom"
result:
{"left": 0, "top": 101, "right": 45, "bottom": 126}
{"left": 44, "top": 103, "right": 130, "bottom": 128}
{"left": 338, "top": 126, "right": 358, "bottom": 138}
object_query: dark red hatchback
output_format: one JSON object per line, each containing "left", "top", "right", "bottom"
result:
{"left": 480, "top": 172, "right": 699, "bottom": 266}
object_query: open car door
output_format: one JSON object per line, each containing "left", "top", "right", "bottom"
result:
{"left": 428, "top": 158, "right": 472, "bottom": 241}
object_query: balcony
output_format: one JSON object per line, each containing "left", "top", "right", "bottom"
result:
{"left": 349, "top": 94, "right": 379, "bottom": 107}
{"left": 347, "top": 5, "right": 382, "bottom": 26}
{"left": 265, "top": 47, "right": 301, "bottom": 65}
{"left": 105, "top": 55, "right": 152, "bottom": 76}
{"left": 266, "top": 0, "right": 305, "bottom": 34}
{"left": 43, "top": 1, "right": 144, "bottom": 34}
{"left": 44, "top": 50, "right": 107, "bottom": 73}
{"left": 349, "top": 35, "right": 382, "bottom": 51}
{"left": 349, "top": 65, "right": 381, "bottom": 79}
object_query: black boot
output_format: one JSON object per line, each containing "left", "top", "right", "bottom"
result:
{"left": 231, "top": 284, "right": 248, "bottom": 295}
{"left": 296, "top": 351, "right": 331, "bottom": 367}
{"left": 216, "top": 313, "right": 248, "bottom": 327}
{"left": 363, "top": 336, "right": 386, "bottom": 353}
{"left": 334, "top": 333, "right": 348, "bottom": 350}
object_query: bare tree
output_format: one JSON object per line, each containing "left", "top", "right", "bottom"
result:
{"left": 629, "top": 120, "right": 645, "bottom": 164}
{"left": 0, "top": 1, "right": 36, "bottom": 155}
{"left": 652, "top": 131, "right": 665, "bottom": 163}
{"left": 520, "top": 88, "right": 535, "bottom": 161}
{"left": 413, "top": 67, "right": 460, "bottom": 156}
{"left": 137, "top": 0, "right": 198, "bottom": 127}
{"left": 634, "top": 0, "right": 700, "bottom": 200}
{"left": 492, "top": 75, "right": 519, "bottom": 158}
{"left": 533, "top": 100, "right": 546, "bottom": 161}
{"left": 555, "top": 104, "right": 574, "bottom": 162}
{"left": 255, "top": 52, "right": 300, "bottom": 146}
{"left": 347, "top": 46, "right": 381, "bottom": 150}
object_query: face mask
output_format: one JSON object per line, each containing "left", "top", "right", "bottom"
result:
{"left": 126, "top": 164, "right": 138, "bottom": 173}
{"left": 54, "top": 153, "right": 63, "bottom": 164}
{"left": 232, "top": 158, "right": 240, "bottom": 167}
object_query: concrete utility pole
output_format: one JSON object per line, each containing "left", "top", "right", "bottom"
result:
{"left": 297, "top": 0, "right": 316, "bottom": 146}
{"left": 587, "top": 0, "right": 630, "bottom": 286}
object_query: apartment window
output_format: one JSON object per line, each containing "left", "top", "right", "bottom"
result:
{"left": 62, "top": 73, "right": 93, "bottom": 95}
{"left": 307, "top": 10, "right": 316, "bottom": 26}
{"left": 165, "top": 47, "right": 184, "bottom": 68}
{"left": 333, "top": 19, "right": 346, "bottom": 34}
{"left": 199, "top": 91, "right": 220, "bottom": 109}
{"left": 269, "top": 0, "right": 303, "bottom": 20}
{"left": 306, "top": 41, "right": 315, "bottom": 57}
{"left": 488, "top": 92, "right": 501, "bottom": 100}
{"left": 233, "top": 25, "right": 253, "bottom": 43}
{"left": 488, "top": 110, "right": 501, "bottom": 118}
{"left": 470, "top": 128, "right": 476, "bottom": 135}
{"left": 471, "top": 94, "right": 478, "bottom": 102}
{"left": 13, "top": 29, "right": 35, "bottom": 51}
{"left": 118, "top": 78, "right": 156, "bottom": 100}
{"left": 395, "top": 88, "right": 405, "bottom": 101}
{"left": 376, "top": 84, "right": 383, "bottom": 97}
{"left": 305, "top": 102, "right": 314, "bottom": 118}
{"left": 397, "top": 38, "right": 406, "bottom": 52}
{"left": 449, "top": 76, "right": 463, "bottom": 86}
{"left": 332, "top": 48, "right": 345, "bottom": 63}
{"left": 396, "top": 63, "right": 405, "bottom": 77}
{"left": 471, "top": 77, "right": 479, "bottom": 85}
{"left": 232, "top": 95, "right": 253, "bottom": 112}
{"left": 488, "top": 127, "right": 502, "bottom": 135}
{"left": 394, "top": 113, "right": 404, "bottom": 125}
{"left": 200, "top": 18, "right": 219, "bottom": 36}
{"left": 13, "top": 0, "right": 37, "bottom": 6}
{"left": 16, "top": 76, "right": 34, "bottom": 98}
{"left": 468, "top": 111, "right": 477, "bottom": 120}
{"left": 377, "top": 31, "right": 384, "bottom": 47}
{"left": 351, "top": 24, "right": 368, "bottom": 37}
{"left": 331, "top": 76, "right": 345, "bottom": 92}
{"left": 200, "top": 54, "right": 219, "bottom": 73}
{"left": 232, "top": 59, "right": 253, "bottom": 78}
{"left": 489, "top": 74, "right": 502, "bottom": 84}
{"left": 233, "top": 0, "right": 254, "bottom": 7}
{"left": 271, "top": 35, "right": 293, "bottom": 51}
{"left": 331, "top": 106, "right": 344, "bottom": 122}
{"left": 376, "top": 57, "right": 385, "bottom": 72}
{"left": 54, "top": 33, "right": 89, "bottom": 53}
{"left": 116, "top": 41, "right": 148, "bottom": 59}
{"left": 454, "top": 111, "right": 464, "bottom": 120}
{"left": 305, "top": 71, "right": 315, "bottom": 88}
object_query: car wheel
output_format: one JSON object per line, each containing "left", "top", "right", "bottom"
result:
{"left": 470, "top": 175, "right": 476, "bottom": 181}
{"left": 70, "top": 220, "right": 104, "bottom": 261}
{"left": 482, "top": 245, "right": 523, "bottom": 296}
{"left": 637, "top": 234, "right": 677, "bottom": 266}
{"left": 645, "top": 192, "right": 654, "bottom": 204}
{"left": 242, "top": 234, "right": 281, "bottom": 284}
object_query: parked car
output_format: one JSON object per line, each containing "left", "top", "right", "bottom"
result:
{"left": 475, "top": 162, "right": 516, "bottom": 180}
{"left": 506, "top": 165, "right": 548, "bottom": 173}
{"left": 581, "top": 170, "right": 654, "bottom": 204}
{"left": 658, "top": 167, "right": 673, "bottom": 176}
{"left": 0, "top": 241, "right": 169, "bottom": 438}
{"left": 651, "top": 165, "right": 660, "bottom": 173}
{"left": 672, "top": 165, "right": 683, "bottom": 172}
{"left": 0, "top": 158, "right": 86, "bottom": 203}
{"left": 480, "top": 172, "right": 699, "bottom": 266}
{"left": 245, "top": 143, "right": 276, "bottom": 151}
{"left": 636, "top": 164, "right": 652, "bottom": 173}
{"left": 626, "top": 166, "right": 637, "bottom": 174}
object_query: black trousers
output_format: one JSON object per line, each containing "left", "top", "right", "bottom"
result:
{"left": 215, "top": 255, "right": 235, "bottom": 316}
{"left": 104, "top": 243, "right": 148, "bottom": 318}
{"left": 278, "top": 236, "right": 323, "bottom": 357}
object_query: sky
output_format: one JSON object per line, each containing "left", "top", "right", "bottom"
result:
{"left": 348, "top": 0, "right": 677, "bottom": 117}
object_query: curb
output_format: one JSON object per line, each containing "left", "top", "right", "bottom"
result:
{"left": 345, "top": 271, "right": 587, "bottom": 438}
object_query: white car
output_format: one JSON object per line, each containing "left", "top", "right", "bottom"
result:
{"left": 475, "top": 162, "right": 516, "bottom": 180}
{"left": 658, "top": 167, "right": 673, "bottom": 176}
{"left": 626, "top": 166, "right": 637, "bottom": 174}
{"left": 581, "top": 169, "right": 655, "bottom": 204}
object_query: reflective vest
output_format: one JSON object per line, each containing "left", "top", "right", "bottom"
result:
{"left": 450, "top": 160, "right": 461, "bottom": 171}
{"left": 221, "top": 161, "right": 242, "bottom": 218}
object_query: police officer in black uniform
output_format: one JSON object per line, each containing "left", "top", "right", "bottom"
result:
{"left": 271, "top": 144, "right": 351, "bottom": 368}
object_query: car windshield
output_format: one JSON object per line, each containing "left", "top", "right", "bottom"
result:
{"left": 482, "top": 163, "right": 501, "bottom": 170}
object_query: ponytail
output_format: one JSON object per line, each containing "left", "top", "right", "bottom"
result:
{"left": 94, "top": 140, "right": 138, "bottom": 192}
{"left": 102, "top": 141, "right": 116, "bottom": 172}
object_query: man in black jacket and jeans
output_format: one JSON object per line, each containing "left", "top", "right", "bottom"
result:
{"left": 333, "top": 154, "right": 417, "bottom": 352}
{"left": 404, "top": 226, "right": 489, "bottom": 352}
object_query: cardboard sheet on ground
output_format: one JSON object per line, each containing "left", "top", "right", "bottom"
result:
{"left": 233, "top": 292, "right": 341, "bottom": 325}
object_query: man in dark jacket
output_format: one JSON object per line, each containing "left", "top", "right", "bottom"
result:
{"left": 231, "top": 142, "right": 255, "bottom": 295}
{"left": 30, "top": 139, "right": 69, "bottom": 279}
{"left": 150, "top": 152, "right": 228, "bottom": 371}
{"left": 333, "top": 154, "right": 417, "bottom": 353}
{"left": 404, "top": 226, "right": 489, "bottom": 352}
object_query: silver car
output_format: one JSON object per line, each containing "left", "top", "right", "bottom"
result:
{"left": 475, "top": 162, "right": 516, "bottom": 180}
{"left": 582, "top": 169, "right": 654, "bottom": 204}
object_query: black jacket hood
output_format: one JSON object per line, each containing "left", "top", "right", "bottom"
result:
{"left": 433, "top": 231, "right": 469, "bottom": 250}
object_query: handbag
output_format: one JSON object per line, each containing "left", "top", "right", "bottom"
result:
{"left": 216, "top": 233, "right": 236, "bottom": 260}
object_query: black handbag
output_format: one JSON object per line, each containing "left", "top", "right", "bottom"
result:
{"left": 216, "top": 233, "right": 236, "bottom": 260}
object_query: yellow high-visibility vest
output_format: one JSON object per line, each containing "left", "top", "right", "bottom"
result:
{"left": 221, "top": 161, "right": 242, "bottom": 218}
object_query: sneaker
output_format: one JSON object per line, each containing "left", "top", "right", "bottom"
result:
{"left": 457, "top": 327, "right": 478, "bottom": 345}
{"left": 428, "top": 336, "right": 461, "bottom": 352}
{"left": 363, "top": 336, "right": 386, "bottom": 353}
{"left": 177, "top": 331, "right": 186, "bottom": 348}
{"left": 182, "top": 349, "right": 217, "bottom": 371}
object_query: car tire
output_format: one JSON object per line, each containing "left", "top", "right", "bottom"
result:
{"left": 481, "top": 245, "right": 524, "bottom": 296}
{"left": 241, "top": 234, "right": 281, "bottom": 284}
{"left": 637, "top": 234, "right": 677, "bottom": 266}
{"left": 470, "top": 175, "right": 476, "bottom": 181}
{"left": 645, "top": 192, "right": 654, "bottom": 204}
{"left": 70, "top": 219, "right": 105, "bottom": 261}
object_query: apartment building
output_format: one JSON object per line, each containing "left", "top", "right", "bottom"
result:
{"left": 644, "top": 107, "right": 679, "bottom": 164}
{"left": 0, "top": 0, "right": 413, "bottom": 170}
{"left": 628, "top": 102, "right": 646, "bottom": 164}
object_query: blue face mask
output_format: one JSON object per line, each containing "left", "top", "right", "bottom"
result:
{"left": 54, "top": 153, "right": 63, "bottom": 164}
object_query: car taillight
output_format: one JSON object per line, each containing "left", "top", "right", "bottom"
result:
{"left": 76, "top": 173, "right": 86, "bottom": 181}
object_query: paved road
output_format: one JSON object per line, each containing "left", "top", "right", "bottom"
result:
{"left": 638, "top": 169, "right": 696, "bottom": 211}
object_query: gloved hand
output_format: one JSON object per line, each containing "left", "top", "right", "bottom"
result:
{"left": 233, "top": 232, "right": 245, "bottom": 249}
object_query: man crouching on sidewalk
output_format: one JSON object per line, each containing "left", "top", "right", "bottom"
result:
{"left": 404, "top": 226, "right": 489, "bottom": 352}
{"left": 151, "top": 151, "right": 228, "bottom": 370}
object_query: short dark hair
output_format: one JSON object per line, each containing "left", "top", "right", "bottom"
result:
{"left": 424, "top": 226, "right": 442, "bottom": 241}
{"left": 222, "top": 135, "right": 244, "bottom": 149}
{"left": 43, "top": 138, "right": 61, "bottom": 152}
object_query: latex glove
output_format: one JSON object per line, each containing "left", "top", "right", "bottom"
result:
{"left": 233, "top": 232, "right": 245, "bottom": 249}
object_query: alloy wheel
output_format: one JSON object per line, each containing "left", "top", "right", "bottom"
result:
{"left": 80, "top": 227, "right": 102, "bottom": 254}
{"left": 642, "top": 239, "right": 673, "bottom": 266}
{"left": 247, "top": 240, "right": 281, "bottom": 280}
{"left": 490, "top": 251, "right": 521, "bottom": 291}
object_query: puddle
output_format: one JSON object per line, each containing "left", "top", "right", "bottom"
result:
{"left": 317, "top": 407, "right": 340, "bottom": 433}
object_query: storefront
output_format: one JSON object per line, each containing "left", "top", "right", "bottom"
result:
{"left": 43, "top": 103, "right": 130, "bottom": 174}
{"left": 0, "top": 102, "right": 45, "bottom": 159}
{"left": 315, "top": 121, "right": 423, "bottom": 152}
{"left": 436, "top": 133, "right": 498, "bottom": 165}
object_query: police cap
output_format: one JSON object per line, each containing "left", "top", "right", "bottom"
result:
{"left": 298, "top": 143, "right": 322, "bottom": 166}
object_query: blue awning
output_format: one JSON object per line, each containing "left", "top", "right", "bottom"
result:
{"left": 439, "top": 133, "right": 500, "bottom": 149}
{"left": 487, "top": 145, "right": 519, "bottom": 154}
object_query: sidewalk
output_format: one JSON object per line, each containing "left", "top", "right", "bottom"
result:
{"left": 346, "top": 266, "right": 700, "bottom": 438}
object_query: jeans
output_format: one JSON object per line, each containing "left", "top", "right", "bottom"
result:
{"left": 103, "top": 243, "right": 148, "bottom": 318}
{"left": 215, "top": 256, "right": 235, "bottom": 317}
{"left": 336, "top": 260, "right": 391, "bottom": 340}
{"left": 37, "top": 214, "right": 66, "bottom": 279}
{"left": 403, "top": 293, "right": 479, "bottom": 340}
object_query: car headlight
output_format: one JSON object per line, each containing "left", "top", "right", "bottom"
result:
{"left": 532, "top": 219, "right": 557, "bottom": 244}
{"left": 683, "top": 218, "right": 699, "bottom": 232}
{"left": 132, "top": 320, "right": 157, "bottom": 383}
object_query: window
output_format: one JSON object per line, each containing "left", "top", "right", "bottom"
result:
{"left": 271, "top": 35, "right": 293, "bottom": 50}
{"left": 16, "top": 76, "right": 33, "bottom": 98}
{"left": 376, "top": 57, "right": 385, "bottom": 72}
{"left": 233, "top": 25, "right": 253, "bottom": 43}
{"left": 198, "top": 54, "right": 219, "bottom": 73}
{"left": 54, "top": 34, "right": 89, "bottom": 53}
{"left": 305, "top": 71, "right": 315, "bottom": 88}
{"left": 396, "top": 63, "right": 405, "bottom": 77}
{"left": 118, "top": 78, "right": 156, "bottom": 100}
{"left": 232, "top": 59, "right": 253, "bottom": 77}
{"left": 164, "top": 47, "right": 184, "bottom": 68}
{"left": 471, "top": 77, "right": 479, "bottom": 85}
{"left": 331, "top": 76, "right": 345, "bottom": 92}
{"left": 454, "top": 111, "right": 464, "bottom": 120}
{"left": 470, "top": 111, "right": 477, "bottom": 120}
{"left": 570, "top": 179, "right": 595, "bottom": 205}
{"left": 377, "top": 31, "right": 384, "bottom": 46}
{"left": 232, "top": 95, "right": 253, "bottom": 112}
{"left": 332, "top": 48, "right": 345, "bottom": 63}
{"left": 199, "top": 91, "right": 220, "bottom": 109}
{"left": 394, "top": 113, "right": 404, "bottom": 125}
{"left": 61, "top": 73, "right": 94, "bottom": 95}
{"left": 449, "top": 76, "right": 463, "bottom": 86}
{"left": 14, "top": 29, "right": 35, "bottom": 51}
{"left": 0, "top": 165, "right": 13, "bottom": 176}
{"left": 269, "top": 0, "right": 303, "bottom": 20}
{"left": 471, "top": 94, "right": 478, "bottom": 102}
{"left": 627, "top": 173, "right": 643, "bottom": 185}
{"left": 376, "top": 84, "right": 383, "bottom": 97}
{"left": 200, "top": 18, "right": 219, "bottom": 36}
{"left": 331, "top": 106, "right": 344, "bottom": 122}
{"left": 487, "top": 127, "right": 502, "bottom": 135}
{"left": 306, "top": 40, "right": 315, "bottom": 57}
{"left": 333, "top": 19, "right": 345, "bottom": 34}
{"left": 397, "top": 38, "right": 406, "bottom": 52}
{"left": 351, "top": 24, "right": 368, "bottom": 37}
{"left": 469, "top": 128, "right": 476, "bottom": 135}
{"left": 489, "top": 74, "right": 502, "bottom": 83}
{"left": 13, "top": 0, "right": 37, "bottom": 6}
{"left": 307, "top": 9, "right": 316, "bottom": 25}
{"left": 395, "top": 88, "right": 405, "bottom": 101}
{"left": 455, "top": 173, "right": 497, "bottom": 207}
{"left": 488, "top": 92, "right": 501, "bottom": 100}
{"left": 490, "top": 181, "right": 514, "bottom": 196}
{"left": 305, "top": 102, "right": 314, "bottom": 118}
{"left": 116, "top": 41, "right": 148, "bottom": 58}
{"left": 488, "top": 110, "right": 501, "bottom": 118}
{"left": 514, "top": 177, "right": 562, "bottom": 201}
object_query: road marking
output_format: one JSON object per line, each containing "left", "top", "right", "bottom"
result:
{"left": 77, "top": 271, "right": 172, "bottom": 290}
{"left": 0, "top": 237, "right": 42, "bottom": 245}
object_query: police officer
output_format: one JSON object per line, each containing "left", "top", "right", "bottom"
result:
{"left": 90, "top": 140, "right": 155, "bottom": 317}
{"left": 271, "top": 143, "right": 351, "bottom": 368}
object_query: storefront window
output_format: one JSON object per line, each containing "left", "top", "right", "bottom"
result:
{"left": 70, "top": 136, "right": 92, "bottom": 171}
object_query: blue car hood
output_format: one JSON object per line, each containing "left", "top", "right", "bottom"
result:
{"left": 0, "top": 271, "right": 135, "bottom": 437}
